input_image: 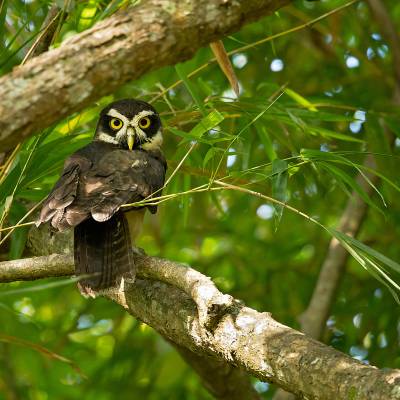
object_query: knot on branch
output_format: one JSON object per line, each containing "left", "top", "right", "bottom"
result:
{"left": 201, "top": 296, "right": 242, "bottom": 333}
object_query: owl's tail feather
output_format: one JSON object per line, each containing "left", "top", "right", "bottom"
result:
{"left": 74, "top": 211, "right": 135, "bottom": 296}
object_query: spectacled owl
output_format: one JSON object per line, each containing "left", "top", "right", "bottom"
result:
{"left": 37, "top": 99, "right": 167, "bottom": 296}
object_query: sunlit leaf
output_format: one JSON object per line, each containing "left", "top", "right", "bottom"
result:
{"left": 285, "top": 88, "right": 317, "bottom": 112}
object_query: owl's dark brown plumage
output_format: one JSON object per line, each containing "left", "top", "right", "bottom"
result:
{"left": 37, "top": 99, "right": 166, "bottom": 295}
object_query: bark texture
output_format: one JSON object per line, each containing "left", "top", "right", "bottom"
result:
{"left": 1, "top": 253, "right": 400, "bottom": 400}
{"left": 0, "top": 0, "right": 290, "bottom": 153}
{"left": 274, "top": 1, "right": 400, "bottom": 397}
{"left": 174, "top": 344, "right": 262, "bottom": 400}
{"left": 273, "top": 163, "right": 376, "bottom": 400}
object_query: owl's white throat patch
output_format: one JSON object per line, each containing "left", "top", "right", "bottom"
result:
{"left": 141, "top": 129, "right": 163, "bottom": 151}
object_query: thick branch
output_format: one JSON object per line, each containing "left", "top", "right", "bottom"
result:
{"left": 274, "top": 3, "right": 400, "bottom": 397}
{"left": 273, "top": 160, "right": 376, "bottom": 400}
{"left": 0, "top": 0, "right": 290, "bottom": 152}
{"left": 1, "top": 254, "right": 399, "bottom": 400}
{"left": 174, "top": 344, "right": 261, "bottom": 400}
{"left": 0, "top": 252, "right": 259, "bottom": 400}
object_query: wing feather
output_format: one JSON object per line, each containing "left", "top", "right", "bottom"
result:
{"left": 37, "top": 142, "right": 167, "bottom": 231}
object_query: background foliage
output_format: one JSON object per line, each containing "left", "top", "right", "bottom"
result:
{"left": 0, "top": 0, "right": 400, "bottom": 399}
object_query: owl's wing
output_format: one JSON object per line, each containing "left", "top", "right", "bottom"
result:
{"left": 38, "top": 143, "right": 166, "bottom": 292}
{"left": 141, "top": 149, "right": 167, "bottom": 214}
{"left": 87, "top": 149, "right": 167, "bottom": 219}
{"left": 37, "top": 152, "right": 92, "bottom": 231}
{"left": 37, "top": 143, "right": 166, "bottom": 232}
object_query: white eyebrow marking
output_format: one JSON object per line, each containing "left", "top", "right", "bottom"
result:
{"left": 107, "top": 108, "right": 128, "bottom": 142}
{"left": 130, "top": 110, "right": 156, "bottom": 140}
{"left": 107, "top": 109, "right": 129, "bottom": 124}
{"left": 130, "top": 110, "right": 155, "bottom": 124}
{"left": 104, "top": 108, "right": 157, "bottom": 144}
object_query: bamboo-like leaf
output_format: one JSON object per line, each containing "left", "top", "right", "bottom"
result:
{"left": 329, "top": 228, "right": 400, "bottom": 303}
{"left": 301, "top": 149, "right": 395, "bottom": 201}
{"left": 203, "top": 146, "right": 218, "bottom": 168}
{"left": 175, "top": 63, "right": 207, "bottom": 116}
{"left": 318, "top": 161, "right": 382, "bottom": 213}
{"left": 210, "top": 40, "right": 240, "bottom": 97}
{"left": 285, "top": 88, "right": 317, "bottom": 112}
{"left": 384, "top": 116, "right": 400, "bottom": 139}
{"left": 308, "top": 126, "right": 365, "bottom": 143}
{"left": 257, "top": 126, "right": 277, "bottom": 161}
{"left": 8, "top": 201, "right": 29, "bottom": 259}
{"left": 168, "top": 109, "right": 225, "bottom": 145}
{"left": 78, "top": 0, "right": 98, "bottom": 31}
{"left": 272, "top": 158, "right": 288, "bottom": 229}
{"left": 190, "top": 109, "right": 224, "bottom": 138}
{"left": 333, "top": 229, "right": 400, "bottom": 274}
{"left": 182, "top": 174, "right": 191, "bottom": 227}
{"left": 0, "top": 0, "right": 8, "bottom": 41}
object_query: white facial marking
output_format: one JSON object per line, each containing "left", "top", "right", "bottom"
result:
{"left": 141, "top": 129, "right": 163, "bottom": 151}
{"left": 107, "top": 109, "right": 129, "bottom": 124}
{"left": 100, "top": 108, "right": 159, "bottom": 149}
{"left": 130, "top": 110, "right": 155, "bottom": 141}
{"left": 131, "top": 110, "right": 155, "bottom": 124}
{"left": 98, "top": 132, "right": 119, "bottom": 144}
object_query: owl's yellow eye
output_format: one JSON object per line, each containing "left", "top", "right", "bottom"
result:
{"left": 110, "top": 118, "right": 123, "bottom": 130}
{"left": 138, "top": 117, "right": 151, "bottom": 129}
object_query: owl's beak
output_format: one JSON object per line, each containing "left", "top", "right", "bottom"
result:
{"left": 127, "top": 127, "right": 135, "bottom": 151}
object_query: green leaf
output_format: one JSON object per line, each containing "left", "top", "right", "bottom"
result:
{"left": 167, "top": 127, "right": 216, "bottom": 145}
{"left": 257, "top": 126, "right": 277, "bottom": 161}
{"left": 175, "top": 63, "right": 207, "bottom": 116}
{"left": 203, "top": 146, "right": 217, "bottom": 168}
{"left": 8, "top": 201, "right": 29, "bottom": 260}
{"left": 290, "top": 109, "right": 355, "bottom": 122}
{"left": 308, "top": 126, "right": 365, "bottom": 143}
{"left": 301, "top": 149, "right": 392, "bottom": 204}
{"left": 318, "top": 161, "right": 382, "bottom": 214}
{"left": 168, "top": 110, "right": 225, "bottom": 145}
{"left": 384, "top": 116, "right": 400, "bottom": 139}
{"left": 182, "top": 174, "right": 191, "bottom": 227}
{"left": 330, "top": 229, "right": 400, "bottom": 303}
{"left": 272, "top": 159, "right": 288, "bottom": 229}
{"left": 333, "top": 230, "right": 400, "bottom": 274}
{"left": 285, "top": 88, "right": 317, "bottom": 112}
{"left": 189, "top": 109, "right": 224, "bottom": 138}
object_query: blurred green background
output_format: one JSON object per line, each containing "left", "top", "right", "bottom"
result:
{"left": 0, "top": 0, "right": 400, "bottom": 399}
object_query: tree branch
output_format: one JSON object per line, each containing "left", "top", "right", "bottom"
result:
{"left": 1, "top": 254, "right": 399, "bottom": 400}
{"left": 173, "top": 343, "right": 261, "bottom": 400}
{"left": 274, "top": 2, "right": 400, "bottom": 397}
{"left": 0, "top": 0, "right": 290, "bottom": 153}
{"left": 273, "top": 157, "right": 377, "bottom": 400}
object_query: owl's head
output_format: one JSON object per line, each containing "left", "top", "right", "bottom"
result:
{"left": 94, "top": 99, "right": 162, "bottom": 151}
